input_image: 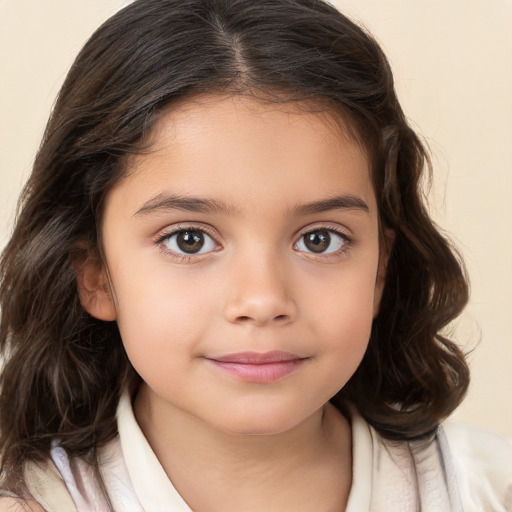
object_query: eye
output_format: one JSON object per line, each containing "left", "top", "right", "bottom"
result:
{"left": 161, "top": 229, "right": 218, "bottom": 255}
{"left": 294, "top": 229, "right": 347, "bottom": 254}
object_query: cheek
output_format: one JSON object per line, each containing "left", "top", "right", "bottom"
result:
{"left": 315, "top": 299, "right": 374, "bottom": 399}
{"left": 307, "top": 259, "right": 378, "bottom": 330}
{"left": 305, "top": 261, "right": 377, "bottom": 367}
{"left": 320, "top": 299, "right": 373, "bottom": 365}
{"left": 111, "top": 264, "right": 220, "bottom": 375}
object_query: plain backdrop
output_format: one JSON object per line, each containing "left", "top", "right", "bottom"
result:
{"left": 0, "top": 0, "right": 511, "bottom": 436}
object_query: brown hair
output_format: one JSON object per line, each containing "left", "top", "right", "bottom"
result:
{"left": 1, "top": 0, "right": 469, "bottom": 493}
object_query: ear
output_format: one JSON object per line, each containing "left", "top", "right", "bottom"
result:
{"left": 76, "top": 254, "right": 117, "bottom": 321}
{"left": 373, "top": 228, "right": 395, "bottom": 318}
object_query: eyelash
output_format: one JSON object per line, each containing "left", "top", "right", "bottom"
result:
{"left": 295, "top": 225, "right": 353, "bottom": 259}
{"left": 154, "top": 224, "right": 221, "bottom": 263}
{"left": 153, "top": 224, "right": 353, "bottom": 262}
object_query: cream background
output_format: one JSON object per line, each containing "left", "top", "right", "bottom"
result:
{"left": 0, "top": 0, "right": 511, "bottom": 436}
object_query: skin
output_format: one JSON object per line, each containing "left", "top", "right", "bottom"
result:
{"left": 80, "top": 95, "right": 389, "bottom": 511}
{"left": 0, "top": 498, "right": 44, "bottom": 512}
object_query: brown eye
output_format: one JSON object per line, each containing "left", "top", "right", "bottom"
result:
{"left": 295, "top": 229, "right": 346, "bottom": 254}
{"left": 176, "top": 230, "right": 205, "bottom": 253}
{"left": 162, "top": 229, "right": 217, "bottom": 255}
{"left": 304, "top": 230, "right": 330, "bottom": 253}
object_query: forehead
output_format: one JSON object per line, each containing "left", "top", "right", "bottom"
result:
{"left": 111, "top": 94, "right": 375, "bottom": 216}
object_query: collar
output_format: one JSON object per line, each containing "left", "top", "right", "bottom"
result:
{"left": 116, "top": 392, "right": 372, "bottom": 511}
{"left": 117, "top": 392, "right": 193, "bottom": 511}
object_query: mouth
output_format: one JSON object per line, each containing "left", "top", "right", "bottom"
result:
{"left": 205, "top": 351, "right": 306, "bottom": 383}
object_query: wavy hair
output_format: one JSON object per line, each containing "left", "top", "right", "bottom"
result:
{"left": 0, "top": 0, "right": 469, "bottom": 493}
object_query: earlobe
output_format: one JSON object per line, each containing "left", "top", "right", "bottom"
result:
{"left": 373, "top": 228, "right": 395, "bottom": 318}
{"left": 76, "top": 257, "right": 117, "bottom": 321}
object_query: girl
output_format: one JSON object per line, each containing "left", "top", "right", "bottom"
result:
{"left": 0, "top": 0, "right": 511, "bottom": 510}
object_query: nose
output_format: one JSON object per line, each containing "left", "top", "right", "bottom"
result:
{"left": 224, "top": 252, "right": 297, "bottom": 327}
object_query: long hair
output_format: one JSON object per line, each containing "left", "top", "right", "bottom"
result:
{"left": 1, "top": 0, "right": 469, "bottom": 492}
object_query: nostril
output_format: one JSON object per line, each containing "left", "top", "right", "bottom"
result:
{"left": 225, "top": 299, "right": 297, "bottom": 325}
{"left": 234, "top": 314, "right": 289, "bottom": 324}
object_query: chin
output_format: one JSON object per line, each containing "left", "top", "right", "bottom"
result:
{"left": 214, "top": 406, "right": 315, "bottom": 437}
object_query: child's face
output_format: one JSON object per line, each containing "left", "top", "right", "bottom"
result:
{"left": 84, "top": 95, "right": 386, "bottom": 435}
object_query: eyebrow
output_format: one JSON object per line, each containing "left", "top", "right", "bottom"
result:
{"left": 133, "top": 193, "right": 240, "bottom": 217}
{"left": 290, "top": 195, "right": 369, "bottom": 216}
{"left": 133, "top": 192, "right": 369, "bottom": 218}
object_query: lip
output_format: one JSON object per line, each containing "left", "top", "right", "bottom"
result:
{"left": 206, "top": 351, "right": 306, "bottom": 383}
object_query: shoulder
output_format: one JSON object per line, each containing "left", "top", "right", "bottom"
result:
{"left": 442, "top": 421, "right": 512, "bottom": 511}
{"left": 0, "top": 497, "right": 45, "bottom": 512}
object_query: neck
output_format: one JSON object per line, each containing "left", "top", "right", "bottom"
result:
{"left": 133, "top": 384, "right": 352, "bottom": 512}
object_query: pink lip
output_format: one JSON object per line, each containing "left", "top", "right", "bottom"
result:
{"left": 206, "top": 351, "right": 305, "bottom": 383}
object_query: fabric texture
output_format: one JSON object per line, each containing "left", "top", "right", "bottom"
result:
{"left": 24, "top": 458, "right": 78, "bottom": 512}
{"left": 21, "top": 393, "right": 512, "bottom": 511}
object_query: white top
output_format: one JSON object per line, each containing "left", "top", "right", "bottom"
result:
{"left": 49, "top": 393, "right": 512, "bottom": 511}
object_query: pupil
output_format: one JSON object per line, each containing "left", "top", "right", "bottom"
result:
{"left": 177, "top": 231, "right": 204, "bottom": 253}
{"left": 305, "top": 230, "right": 330, "bottom": 253}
